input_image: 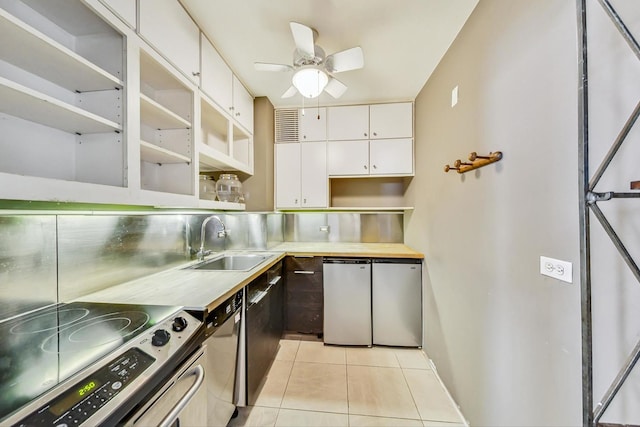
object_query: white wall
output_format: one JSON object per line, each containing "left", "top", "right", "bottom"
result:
{"left": 406, "top": 1, "right": 582, "bottom": 425}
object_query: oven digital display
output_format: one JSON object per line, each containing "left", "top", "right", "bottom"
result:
{"left": 49, "top": 379, "right": 101, "bottom": 416}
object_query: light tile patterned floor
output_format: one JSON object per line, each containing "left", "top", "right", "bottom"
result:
{"left": 228, "top": 339, "right": 467, "bottom": 427}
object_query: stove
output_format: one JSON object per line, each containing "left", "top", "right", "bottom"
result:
{"left": 0, "top": 301, "right": 203, "bottom": 426}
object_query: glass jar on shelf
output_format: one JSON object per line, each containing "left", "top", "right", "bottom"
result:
{"left": 216, "top": 173, "right": 243, "bottom": 203}
{"left": 199, "top": 175, "right": 216, "bottom": 200}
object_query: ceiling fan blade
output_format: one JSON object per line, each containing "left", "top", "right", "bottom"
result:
{"left": 324, "top": 78, "right": 347, "bottom": 98}
{"left": 290, "top": 22, "right": 316, "bottom": 59}
{"left": 254, "top": 62, "right": 293, "bottom": 72}
{"left": 281, "top": 86, "right": 298, "bottom": 98}
{"left": 325, "top": 47, "right": 364, "bottom": 73}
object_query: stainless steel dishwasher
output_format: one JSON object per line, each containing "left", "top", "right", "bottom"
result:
{"left": 372, "top": 258, "right": 422, "bottom": 347}
{"left": 323, "top": 258, "right": 372, "bottom": 346}
{"left": 202, "top": 290, "right": 243, "bottom": 426}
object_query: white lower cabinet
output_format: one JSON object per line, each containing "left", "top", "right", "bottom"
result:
{"left": 276, "top": 142, "right": 327, "bottom": 209}
{"left": 327, "top": 139, "right": 413, "bottom": 176}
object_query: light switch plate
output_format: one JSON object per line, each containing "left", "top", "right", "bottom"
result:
{"left": 540, "top": 256, "right": 572, "bottom": 283}
{"left": 451, "top": 86, "right": 459, "bottom": 107}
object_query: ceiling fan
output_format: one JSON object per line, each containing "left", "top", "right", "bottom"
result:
{"left": 254, "top": 22, "right": 364, "bottom": 99}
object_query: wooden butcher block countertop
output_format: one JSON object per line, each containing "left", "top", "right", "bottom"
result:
{"left": 271, "top": 242, "right": 423, "bottom": 258}
{"left": 78, "top": 243, "right": 423, "bottom": 312}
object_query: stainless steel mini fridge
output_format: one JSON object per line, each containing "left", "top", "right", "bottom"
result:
{"left": 323, "top": 258, "right": 372, "bottom": 346}
{"left": 372, "top": 258, "right": 422, "bottom": 347}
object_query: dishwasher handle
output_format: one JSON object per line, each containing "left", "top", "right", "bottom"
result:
{"left": 158, "top": 364, "right": 205, "bottom": 427}
{"left": 268, "top": 275, "right": 282, "bottom": 286}
{"left": 248, "top": 275, "right": 282, "bottom": 307}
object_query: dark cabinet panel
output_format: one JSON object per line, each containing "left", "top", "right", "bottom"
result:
{"left": 245, "top": 261, "right": 283, "bottom": 405}
{"left": 284, "top": 256, "right": 323, "bottom": 335}
{"left": 285, "top": 256, "right": 323, "bottom": 272}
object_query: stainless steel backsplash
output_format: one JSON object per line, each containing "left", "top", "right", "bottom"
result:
{"left": 0, "top": 210, "right": 398, "bottom": 321}
{"left": 57, "top": 215, "right": 191, "bottom": 302}
{"left": 283, "top": 213, "right": 403, "bottom": 243}
{"left": 0, "top": 216, "right": 57, "bottom": 321}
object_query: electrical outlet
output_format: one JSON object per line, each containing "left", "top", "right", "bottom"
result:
{"left": 540, "top": 256, "right": 572, "bottom": 283}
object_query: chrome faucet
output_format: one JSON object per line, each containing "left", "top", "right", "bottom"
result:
{"left": 197, "top": 215, "right": 227, "bottom": 261}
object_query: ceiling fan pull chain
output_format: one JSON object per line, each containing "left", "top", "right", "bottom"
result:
{"left": 317, "top": 81, "right": 321, "bottom": 120}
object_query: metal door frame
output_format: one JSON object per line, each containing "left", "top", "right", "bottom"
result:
{"left": 577, "top": 0, "right": 640, "bottom": 425}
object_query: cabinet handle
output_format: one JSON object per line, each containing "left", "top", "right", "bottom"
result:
{"left": 192, "top": 71, "right": 200, "bottom": 77}
{"left": 364, "top": 165, "right": 368, "bottom": 170}
{"left": 373, "top": 132, "right": 378, "bottom": 136}
{"left": 303, "top": 198, "right": 307, "bottom": 204}
{"left": 364, "top": 132, "right": 367, "bottom": 137}
{"left": 373, "top": 165, "right": 377, "bottom": 169}
{"left": 229, "top": 106, "right": 234, "bottom": 111}
{"left": 294, "top": 270, "right": 315, "bottom": 275}
{"left": 269, "top": 275, "right": 282, "bottom": 286}
{"left": 236, "top": 112, "right": 241, "bottom": 116}
{"left": 294, "top": 198, "right": 298, "bottom": 204}
{"left": 303, "top": 135, "right": 307, "bottom": 139}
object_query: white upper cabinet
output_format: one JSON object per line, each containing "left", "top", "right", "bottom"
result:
{"left": 327, "top": 140, "right": 369, "bottom": 176}
{"left": 325, "top": 102, "right": 414, "bottom": 177}
{"left": 275, "top": 141, "right": 327, "bottom": 209}
{"left": 327, "top": 138, "right": 413, "bottom": 176}
{"left": 139, "top": 0, "right": 200, "bottom": 85}
{"left": 327, "top": 105, "right": 368, "bottom": 140}
{"left": 201, "top": 35, "right": 253, "bottom": 134}
{"left": 300, "top": 141, "right": 328, "bottom": 207}
{"left": 200, "top": 34, "right": 233, "bottom": 114}
{"left": 369, "top": 102, "right": 413, "bottom": 139}
{"left": 298, "top": 107, "right": 326, "bottom": 141}
{"left": 327, "top": 102, "right": 413, "bottom": 141}
{"left": 232, "top": 76, "right": 253, "bottom": 134}
{"left": 99, "top": 0, "right": 136, "bottom": 29}
{"left": 369, "top": 139, "right": 413, "bottom": 175}
{"left": 275, "top": 143, "right": 302, "bottom": 208}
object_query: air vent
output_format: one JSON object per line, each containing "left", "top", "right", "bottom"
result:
{"left": 275, "top": 109, "right": 298, "bottom": 143}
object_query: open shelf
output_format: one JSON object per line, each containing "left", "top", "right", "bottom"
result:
{"left": 199, "top": 141, "right": 252, "bottom": 174}
{"left": 0, "top": 9, "right": 123, "bottom": 92}
{"left": 0, "top": 77, "right": 121, "bottom": 134}
{"left": 328, "top": 176, "right": 411, "bottom": 211}
{"left": 140, "top": 140, "right": 190, "bottom": 164}
{"left": 198, "top": 93, "right": 252, "bottom": 176}
{"left": 201, "top": 95, "right": 230, "bottom": 155}
{"left": 140, "top": 93, "right": 191, "bottom": 129}
{"left": 197, "top": 199, "right": 246, "bottom": 210}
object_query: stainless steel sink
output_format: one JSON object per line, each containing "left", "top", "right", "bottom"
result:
{"left": 188, "top": 254, "right": 271, "bottom": 271}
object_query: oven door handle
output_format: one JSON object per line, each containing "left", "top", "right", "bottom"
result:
{"left": 158, "top": 364, "right": 205, "bottom": 427}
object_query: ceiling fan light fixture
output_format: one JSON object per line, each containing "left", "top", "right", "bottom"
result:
{"left": 292, "top": 67, "right": 328, "bottom": 98}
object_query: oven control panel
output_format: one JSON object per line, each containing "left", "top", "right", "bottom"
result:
{"left": 14, "top": 348, "right": 154, "bottom": 427}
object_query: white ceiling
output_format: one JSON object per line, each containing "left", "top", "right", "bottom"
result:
{"left": 181, "top": 0, "right": 479, "bottom": 109}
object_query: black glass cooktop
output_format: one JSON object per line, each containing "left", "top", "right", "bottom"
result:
{"left": 0, "top": 301, "right": 181, "bottom": 421}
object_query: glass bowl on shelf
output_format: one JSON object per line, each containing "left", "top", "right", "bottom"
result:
{"left": 216, "top": 173, "right": 243, "bottom": 203}
{"left": 198, "top": 175, "right": 216, "bottom": 200}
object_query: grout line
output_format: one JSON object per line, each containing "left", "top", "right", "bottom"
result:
{"left": 421, "top": 364, "right": 469, "bottom": 426}
{"left": 277, "top": 340, "right": 299, "bottom": 409}
{"left": 399, "top": 365, "right": 424, "bottom": 422}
